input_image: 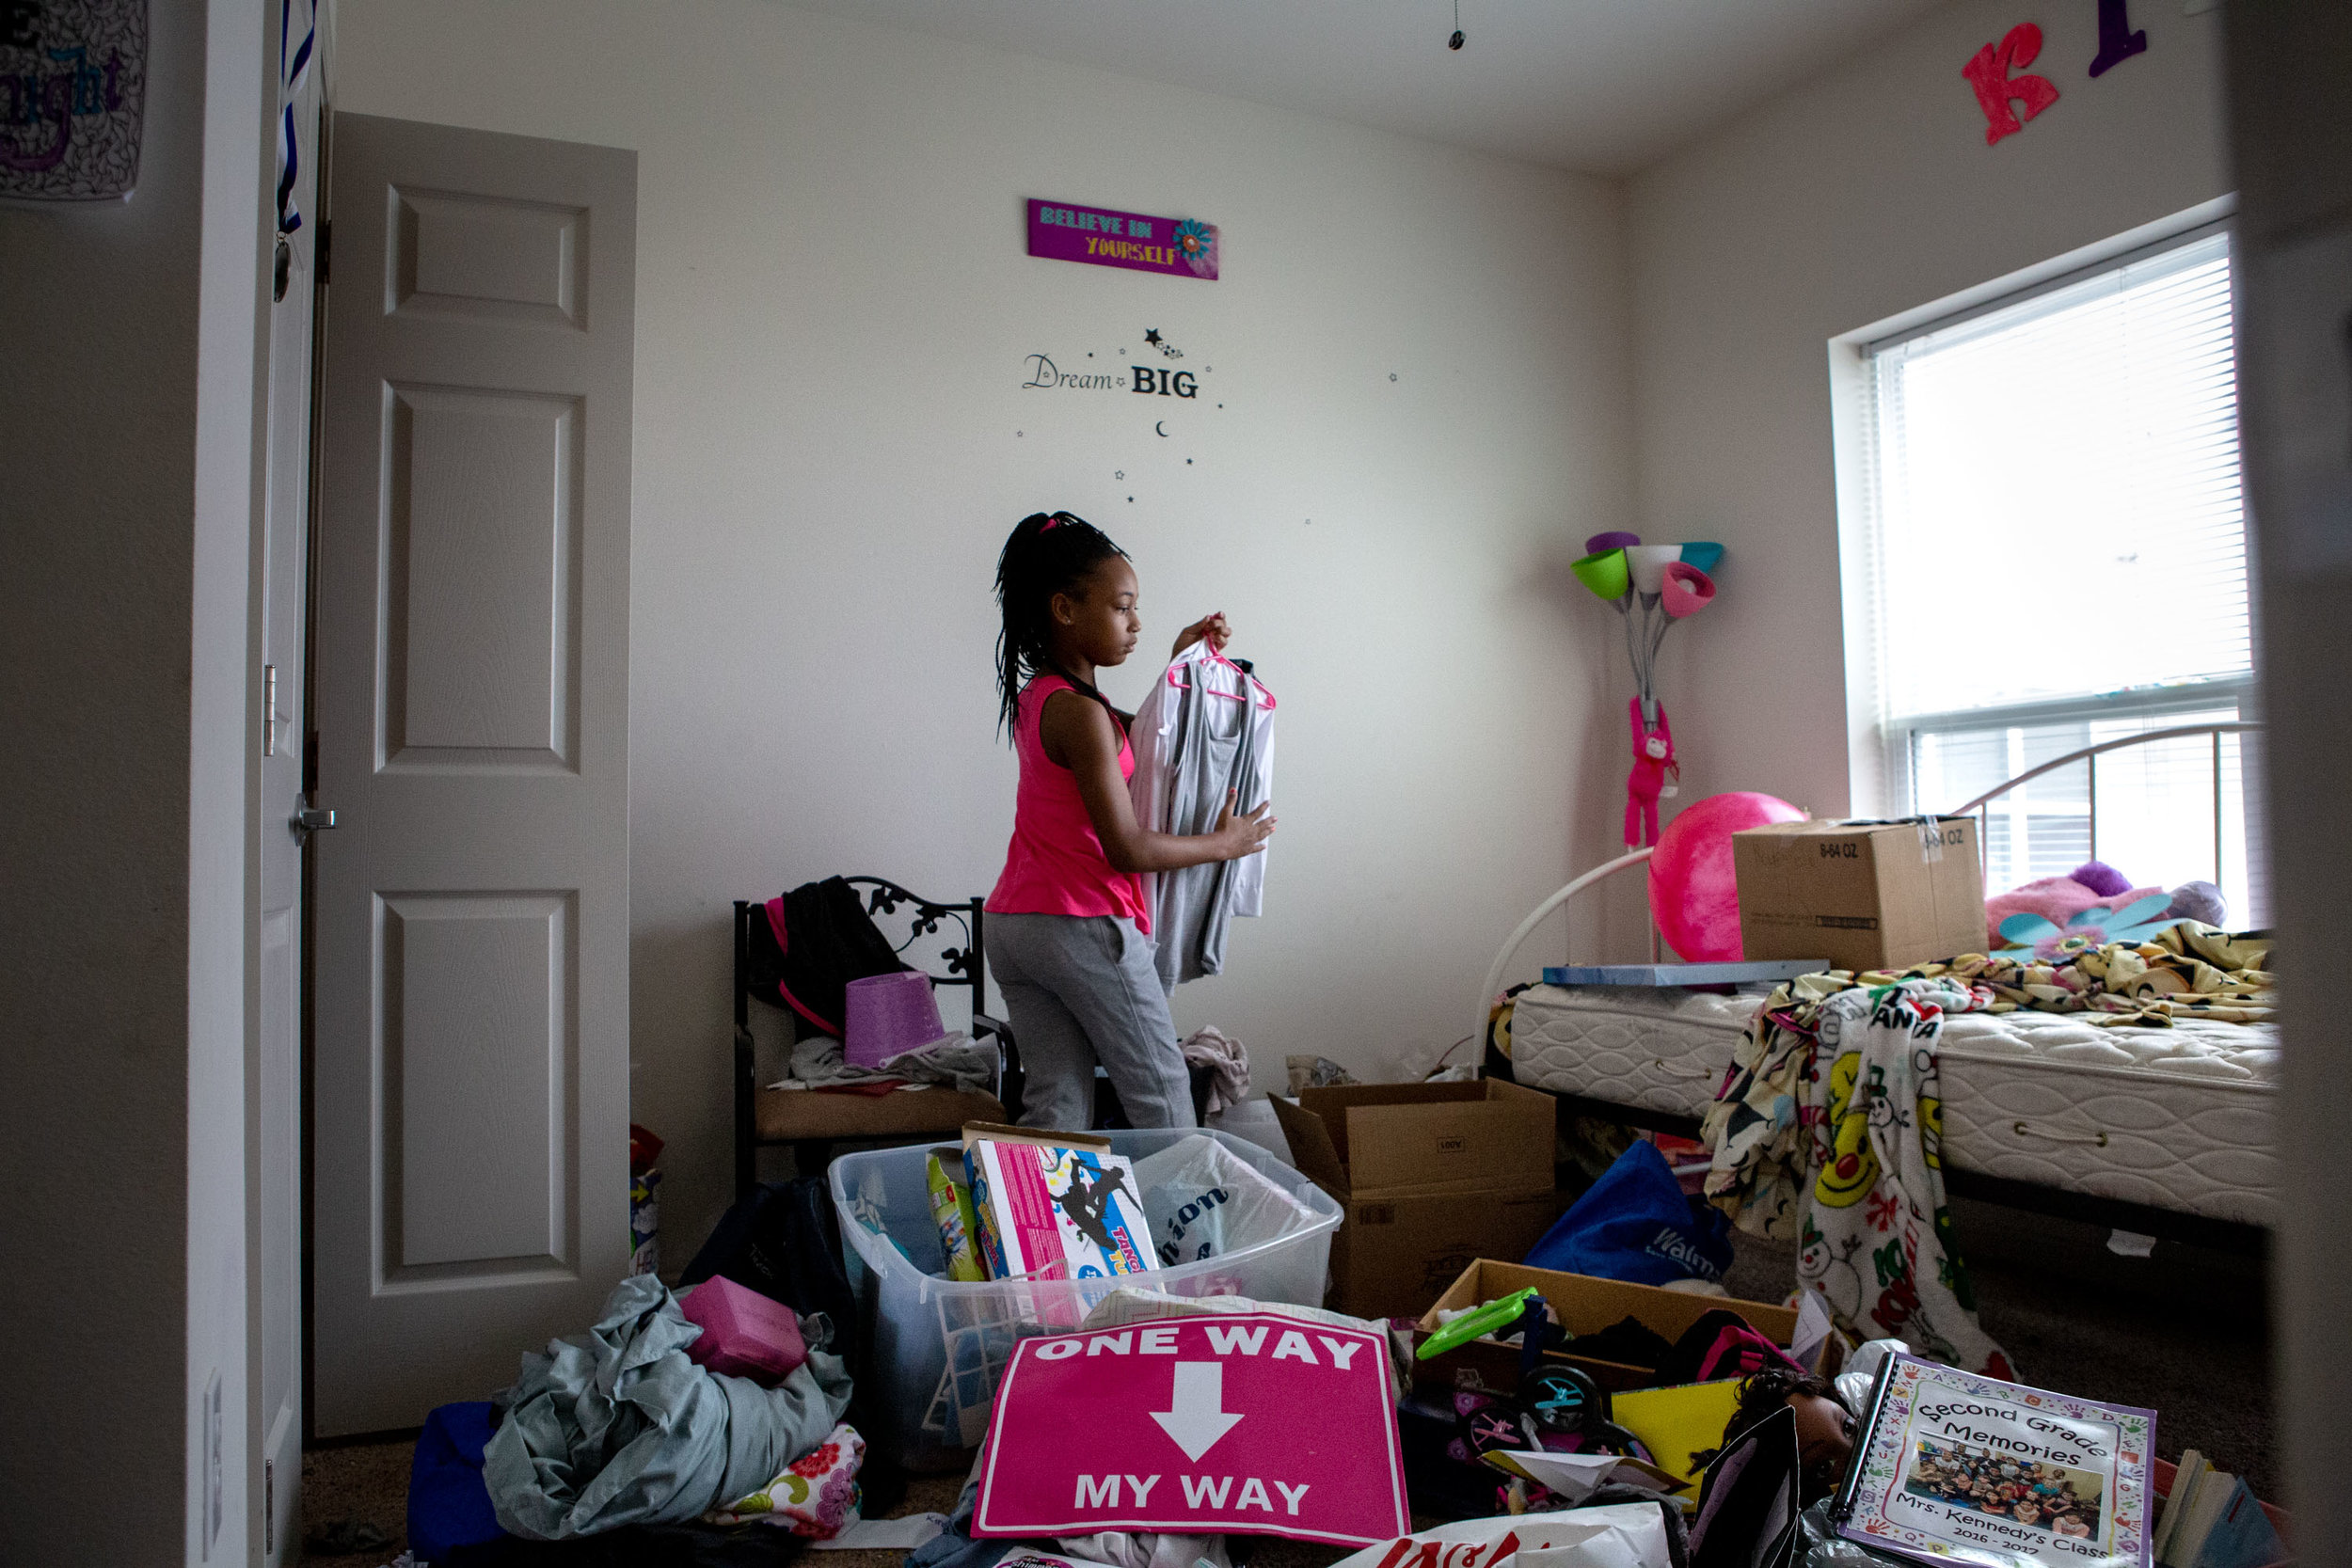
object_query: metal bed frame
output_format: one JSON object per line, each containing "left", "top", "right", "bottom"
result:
{"left": 1473, "top": 722, "right": 2270, "bottom": 1255}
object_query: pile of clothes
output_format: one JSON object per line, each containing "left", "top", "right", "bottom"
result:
{"left": 405, "top": 1177, "right": 896, "bottom": 1564}
{"left": 485, "top": 1275, "right": 853, "bottom": 1542}
{"left": 1933, "top": 923, "right": 2272, "bottom": 1026}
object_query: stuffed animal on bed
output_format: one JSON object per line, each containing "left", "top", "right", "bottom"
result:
{"left": 1982, "top": 860, "right": 2228, "bottom": 949}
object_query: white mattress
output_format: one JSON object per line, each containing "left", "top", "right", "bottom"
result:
{"left": 1509, "top": 984, "right": 2279, "bottom": 1227}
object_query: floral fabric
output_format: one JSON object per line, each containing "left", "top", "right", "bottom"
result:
{"left": 1701, "top": 923, "right": 2274, "bottom": 1240}
{"left": 1792, "top": 983, "right": 2011, "bottom": 1378}
{"left": 706, "top": 1421, "right": 865, "bottom": 1537}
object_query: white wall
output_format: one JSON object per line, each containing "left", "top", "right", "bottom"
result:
{"left": 338, "top": 0, "right": 1636, "bottom": 1253}
{"left": 1624, "top": 0, "right": 2230, "bottom": 829}
{"left": 0, "top": 0, "right": 269, "bottom": 1560}
{"left": 190, "top": 0, "right": 276, "bottom": 1559}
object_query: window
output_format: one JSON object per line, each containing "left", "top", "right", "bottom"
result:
{"left": 1850, "top": 226, "right": 2267, "bottom": 924}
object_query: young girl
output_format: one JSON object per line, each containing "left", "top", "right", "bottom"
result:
{"left": 983, "top": 512, "right": 1276, "bottom": 1132}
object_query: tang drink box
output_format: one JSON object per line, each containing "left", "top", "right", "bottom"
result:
{"left": 961, "top": 1124, "right": 1150, "bottom": 1281}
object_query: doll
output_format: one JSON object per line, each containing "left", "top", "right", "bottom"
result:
{"left": 1626, "top": 697, "right": 1678, "bottom": 847}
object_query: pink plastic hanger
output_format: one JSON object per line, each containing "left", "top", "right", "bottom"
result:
{"left": 1167, "top": 623, "right": 1277, "bottom": 709}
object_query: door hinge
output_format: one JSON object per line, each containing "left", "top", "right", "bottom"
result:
{"left": 316, "top": 219, "right": 330, "bottom": 286}
{"left": 264, "top": 1458, "right": 275, "bottom": 1556}
{"left": 262, "top": 663, "right": 278, "bottom": 757}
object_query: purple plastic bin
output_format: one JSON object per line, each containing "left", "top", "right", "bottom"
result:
{"left": 843, "top": 970, "right": 946, "bottom": 1069}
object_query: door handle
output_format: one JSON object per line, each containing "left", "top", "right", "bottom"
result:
{"left": 294, "top": 796, "right": 339, "bottom": 833}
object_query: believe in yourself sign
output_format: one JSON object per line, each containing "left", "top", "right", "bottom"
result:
{"left": 974, "top": 1314, "right": 1407, "bottom": 1545}
{"left": 1028, "top": 198, "right": 1219, "bottom": 281}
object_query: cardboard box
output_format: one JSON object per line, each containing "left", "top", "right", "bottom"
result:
{"left": 1413, "top": 1259, "right": 1800, "bottom": 1396}
{"left": 1271, "top": 1081, "right": 1558, "bottom": 1321}
{"left": 1732, "top": 816, "right": 1986, "bottom": 973}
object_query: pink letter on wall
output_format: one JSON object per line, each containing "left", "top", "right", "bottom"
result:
{"left": 1963, "top": 24, "right": 2060, "bottom": 146}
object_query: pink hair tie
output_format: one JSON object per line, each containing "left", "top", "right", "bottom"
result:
{"left": 1041, "top": 517, "right": 1062, "bottom": 531}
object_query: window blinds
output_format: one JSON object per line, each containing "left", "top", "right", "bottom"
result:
{"left": 1862, "top": 230, "right": 2250, "bottom": 721}
{"left": 1853, "top": 228, "right": 2266, "bottom": 923}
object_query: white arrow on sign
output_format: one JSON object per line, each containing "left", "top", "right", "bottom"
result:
{"left": 1151, "top": 1360, "right": 1245, "bottom": 1462}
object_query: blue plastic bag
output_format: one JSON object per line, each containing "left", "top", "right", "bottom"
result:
{"left": 408, "top": 1402, "right": 506, "bottom": 1560}
{"left": 1524, "top": 1140, "right": 1734, "bottom": 1285}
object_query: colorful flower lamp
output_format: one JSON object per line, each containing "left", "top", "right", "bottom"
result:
{"left": 1661, "top": 562, "right": 1715, "bottom": 618}
{"left": 1572, "top": 532, "right": 1730, "bottom": 846}
{"left": 1572, "top": 547, "right": 1630, "bottom": 600}
{"left": 1625, "top": 546, "right": 1684, "bottom": 596}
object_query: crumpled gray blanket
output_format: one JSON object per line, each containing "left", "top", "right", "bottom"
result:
{"left": 774, "top": 1030, "right": 999, "bottom": 1096}
{"left": 1177, "top": 1027, "right": 1249, "bottom": 1114}
{"left": 484, "top": 1275, "right": 852, "bottom": 1540}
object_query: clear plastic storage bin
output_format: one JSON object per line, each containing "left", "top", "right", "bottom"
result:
{"left": 828, "top": 1127, "right": 1342, "bottom": 1471}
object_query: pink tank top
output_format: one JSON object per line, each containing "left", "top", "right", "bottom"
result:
{"left": 987, "top": 675, "right": 1152, "bottom": 933}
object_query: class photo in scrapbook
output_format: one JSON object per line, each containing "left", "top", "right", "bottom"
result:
{"left": 1833, "top": 1353, "right": 2155, "bottom": 1568}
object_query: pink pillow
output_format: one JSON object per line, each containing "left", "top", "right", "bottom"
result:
{"left": 1983, "top": 876, "right": 2168, "bottom": 949}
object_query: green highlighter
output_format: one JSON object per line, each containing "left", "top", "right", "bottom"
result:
{"left": 1417, "top": 1286, "right": 1544, "bottom": 1361}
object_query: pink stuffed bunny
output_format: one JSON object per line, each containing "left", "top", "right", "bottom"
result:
{"left": 1626, "top": 698, "right": 1677, "bottom": 847}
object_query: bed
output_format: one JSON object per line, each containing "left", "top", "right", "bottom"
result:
{"left": 1508, "top": 984, "right": 2277, "bottom": 1232}
{"left": 1479, "top": 724, "right": 2276, "bottom": 1253}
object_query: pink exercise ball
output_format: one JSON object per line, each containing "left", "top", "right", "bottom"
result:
{"left": 1648, "top": 791, "right": 1807, "bottom": 962}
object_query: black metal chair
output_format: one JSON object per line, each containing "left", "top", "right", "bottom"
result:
{"left": 733, "top": 880, "right": 1023, "bottom": 1198}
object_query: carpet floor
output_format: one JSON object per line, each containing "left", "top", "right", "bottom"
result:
{"left": 300, "top": 1201, "right": 2272, "bottom": 1564}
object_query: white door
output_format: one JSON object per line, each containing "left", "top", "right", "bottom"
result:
{"left": 311, "top": 113, "right": 637, "bottom": 1434}
{"left": 256, "top": 5, "right": 323, "bottom": 1550}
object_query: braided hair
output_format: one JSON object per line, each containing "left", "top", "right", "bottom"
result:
{"left": 993, "top": 511, "right": 1131, "bottom": 740}
{"left": 1691, "top": 1366, "right": 1850, "bottom": 1473}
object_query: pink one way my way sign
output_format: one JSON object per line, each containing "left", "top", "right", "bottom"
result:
{"left": 974, "top": 1313, "right": 1408, "bottom": 1546}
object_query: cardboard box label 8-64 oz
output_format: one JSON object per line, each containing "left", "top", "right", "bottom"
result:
{"left": 1733, "top": 818, "right": 1984, "bottom": 973}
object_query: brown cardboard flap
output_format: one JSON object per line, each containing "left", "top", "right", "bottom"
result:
{"left": 1268, "top": 1096, "right": 1350, "bottom": 1197}
{"left": 1328, "top": 1189, "right": 1564, "bottom": 1322}
{"left": 1278, "top": 1079, "right": 1553, "bottom": 1198}
{"left": 1295, "top": 1081, "right": 1488, "bottom": 1170}
{"left": 961, "top": 1122, "right": 1109, "bottom": 1152}
{"left": 1419, "top": 1259, "right": 1798, "bottom": 1343}
{"left": 1344, "top": 1095, "right": 1553, "bottom": 1197}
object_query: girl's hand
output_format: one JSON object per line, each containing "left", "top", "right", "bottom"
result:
{"left": 1172, "top": 612, "right": 1231, "bottom": 659}
{"left": 1213, "top": 789, "right": 1276, "bottom": 860}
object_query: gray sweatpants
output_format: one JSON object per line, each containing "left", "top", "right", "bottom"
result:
{"left": 986, "top": 912, "right": 1198, "bottom": 1133}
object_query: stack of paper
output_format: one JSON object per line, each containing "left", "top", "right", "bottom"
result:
{"left": 2154, "top": 1452, "right": 2285, "bottom": 1568}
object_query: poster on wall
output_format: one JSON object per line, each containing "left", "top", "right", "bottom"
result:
{"left": 1029, "top": 198, "right": 1219, "bottom": 281}
{"left": 0, "top": 0, "right": 147, "bottom": 200}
